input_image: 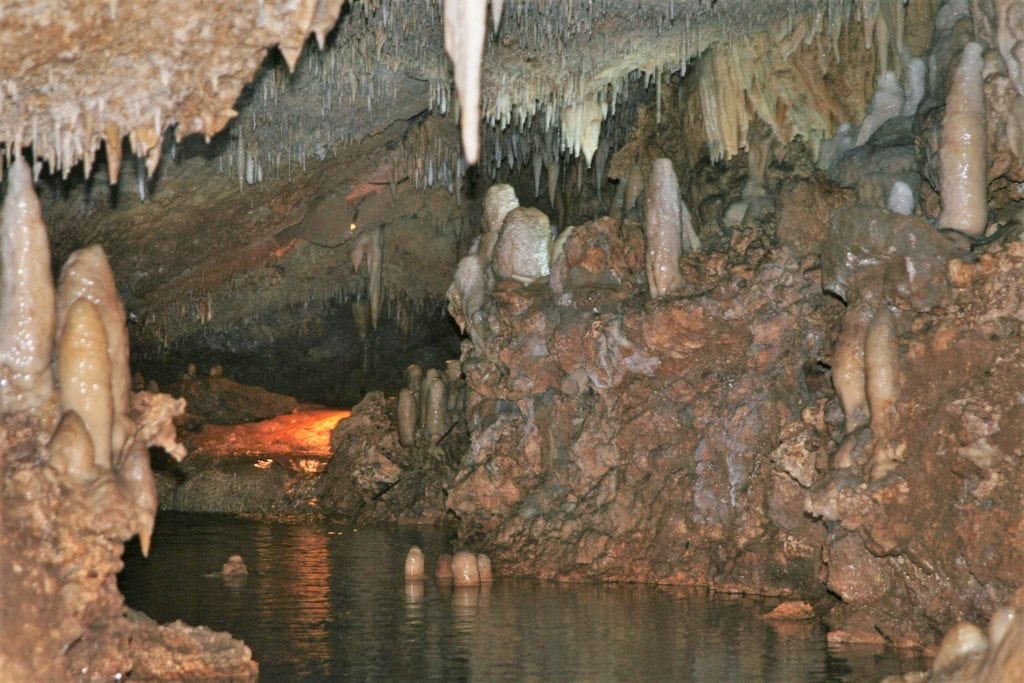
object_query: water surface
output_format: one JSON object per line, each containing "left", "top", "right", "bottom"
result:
{"left": 120, "top": 512, "right": 928, "bottom": 681}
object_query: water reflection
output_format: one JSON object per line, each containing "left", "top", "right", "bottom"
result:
{"left": 120, "top": 513, "right": 928, "bottom": 681}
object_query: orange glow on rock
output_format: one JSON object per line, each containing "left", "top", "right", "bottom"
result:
{"left": 186, "top": 407, "right": 350, "bottom": 458}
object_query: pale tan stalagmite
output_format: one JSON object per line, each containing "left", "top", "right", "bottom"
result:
{"left": 492, "top": 207, "right": 552, "bottom": 284}
{"left": 447, "top": 254, "right": 487, "bottom": 333}
{"left": 445, "top": 358, "right": 463, "bottom": 414}
{"left": 426, "top": 375, "right": 448, "bottom": 442}
{"left": 435, "top": 553, "right": 454, "bottom": 580}
{"left": 420, "top": 368, "right": 441, "bottom": 434}
{"left": 865, "top": 306, "right": 902, "bottom": 479}
{"left": 0, "top": 157, "right": 55, "bottom": 415}
{"left": 46, "top": 411, "right": 97, "bottom": 484}
{"left": 940, "top": 42, "right": 988, "bottom": 237}
{"left": 995, "top": 0, "right": 1024, "bottom": 96}
{"left": 404, "top": 546, "right": 426, "bottom": 580}
{"left": 976, "top": 606, "right": 1024, "bottom": 681}
{"left": 221, "top": 555, "right": 249, "bottom": 577}
{"left": 118, "top": 442, "right": 158, "bottom": 557}
{"left": 443, "top": 0, "right": 487, "bottom": 164}
{"left": 865, "top": 306, "right": 900, "bottom": 436}
{"left": 931, "top": 621, "right": 989, "bottom": 675}
{"left": 855, "top": 71, "right": 905, "bottom": 146}
{"left": 480, "top": 184, "right": 519, "bottom": 264}
{"left": 623, "top": 164, "right": 645, "bottom": 217}
{"left": 444, "top": 359, "right": 462, "bottom": 383}
{"left": 55, "top": 246, "right": 132, "bottom": 463}
{"left": 476, "top": 554, "right": 493, "bottom": 583}
{"left": 988, "top": 607, "right": 1018, "bottom": 648}
{"left": 452, "top": 550, "right": 481, "bottom": 587}
{"left": 405, "top": 363, "right": 424, "bottom": 392}
{"left": 832, "top": 301, "right": 873, "bottom": 435}
{"left": 58, "top": 299, "right": 114, "bottom": 470}
{"left": 398, "top": 388, "right": 417, "bottom": 447}
{"left": 680, "top": 200, "right": 702, "bottom": 253}
{"left": 644, "top": 158, "right": 685, "bottom": 299}
{"left": 550, "top": 225, "right": 576, "bottom": 267}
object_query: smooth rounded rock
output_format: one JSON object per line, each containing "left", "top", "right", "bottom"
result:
{"left": 404, "top": 546, "right": 426, "bottom": 580}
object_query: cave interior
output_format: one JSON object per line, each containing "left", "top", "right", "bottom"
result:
{"left": 3, "top": 0, "right": 1024, "bottom": 679}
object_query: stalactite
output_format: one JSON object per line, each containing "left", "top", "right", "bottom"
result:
{"left": 443, "top": 0, "right": 487, "bottom": 163}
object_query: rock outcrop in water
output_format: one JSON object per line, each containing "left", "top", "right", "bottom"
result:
{"left": 447, "top": 212, "right": 836, "bottom": 597}
{"left": 444, "top": 176, "right": 1024, "bottom": 649}
{"left": 319, "top": 390, "right": 468, "bottom": 524}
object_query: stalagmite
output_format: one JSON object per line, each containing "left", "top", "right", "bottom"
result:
{"left": 404, "top": 546, "right": 426, "bottom": 580}
{"left": 420, "top": 368, "right": 441, "bottom": 433}
{"left": 887, "top": 181, "right": 915, "bottom": 215}
{"left": 855, "top": 71, "right": 905, "bottom": 146}
{"left": 865, "top": 307, "right": 900, "bottom": 472}
{"left": 988, "top": 607, "right": 1017, "bottom": 647}
{"left": 405, "top": 364, "right": 424, "bottom": 391}
{"left": 901, "top": 58, "right": 927, "bottom": 116}
{"left": 477, "top": 554, "right": 493, "bottom": 582}
{"left": 644, "top": 158, "right": 685, "bottom": 298}
{"left": 118, "top": 443, "right": 158, "bottom": 557}
{"left": 996, "top": 0, "right": 1024, "bottom": 96}
{"left": 832, "top": 302, "right": 872, "bottom": 434}
{"left": 426, "top": 374, "right": 447, "bottom": 441}
{"left": 58, "top": 299, "right": 114, "bottom": 469}
{"left": 452, "top": 550, "right": 481, "bottom": 586}
{"left": 0, "top": 157, "right": 55, "bottom": 414}
{"left": 56, "top": 246, "right": 132, "bottom": 463}
{"left": 47, "top": 410, "right": 97, "bottom": 483}
{"left": 680, "top": 200, "right": 702, "bottom": 253}
{"left": 623, "top": 164, "right": 645, "bottom": 216}
{"left": 443, "top": 0, "right": 487, "bottom": 164}
{"left": 435, "top": 553, "right": 454, "bottom": 580}
{"left": 480, "top": 184, "right": 519, "bottom": 265}
{"left": 445, "top": 359, "right": 463, "bottom": 414}
{"left": 550, "top": 225, "right": 576, "bottom": 267}
{"left": 940, "top": 42, "right": 988, "bottom": 237}
{"left": 447, "top": 255, "right": 487, "bottom": 333}
{"left": 398, "top": 388, "right": 417, "bottom": 447}
{"left": 931, "top": 622, "right": 989, "bottom": 674}
{"left": 492, "top": 207, "right": 551, "bottom": 284}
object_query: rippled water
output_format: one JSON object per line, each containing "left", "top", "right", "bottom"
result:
{"left": 119, "top": 513, "right": 928, "bottom": 681}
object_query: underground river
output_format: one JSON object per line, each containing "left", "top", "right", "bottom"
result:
{"left": 119, "top": 512, "right": 929, "bottom": 681}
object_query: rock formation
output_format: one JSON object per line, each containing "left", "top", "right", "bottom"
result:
{"left": 0, "top": 158, "right": 255, "bottom": 679}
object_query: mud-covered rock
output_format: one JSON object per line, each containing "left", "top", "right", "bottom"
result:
{"left": 807, "top": 242, "right": 1024, "bottom": 646}
{"left": 173, "top": 376, "right": 298, "bottom": 425}
{"left": 448, "top": 215, "right": 835, "bottom": 596}
{"left": 319, "top": 391, "right": 466, "bottom": 524}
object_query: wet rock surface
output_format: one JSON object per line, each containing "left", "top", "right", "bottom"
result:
{"left": 318, "top": 391, "right": 468, "bottom": 525}
{"left": 446, "top": 202, "right": 1024, "bottom": 648}
{"left": 809, "top": 242, "right": 1024, "bottom": 646}
{"left": 448, "top": 214, "right": 837, "bottom": 596}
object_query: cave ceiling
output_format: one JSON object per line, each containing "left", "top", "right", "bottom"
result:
{"left": 0, "top": 0, "right": 913, "bottom": 401}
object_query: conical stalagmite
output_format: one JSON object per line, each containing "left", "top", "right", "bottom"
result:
{"left": 56, "top": 246, "right": 133, "bottom": 463}
{"left": 0, "top": 157, "right": 56, "bottom": 414}
{"left": 58, "top": 298, "right": 114, "bottom": 470}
